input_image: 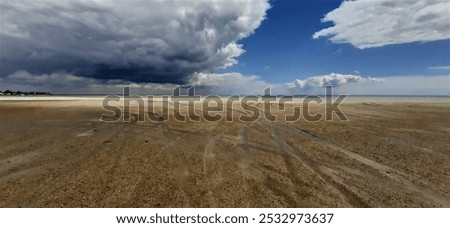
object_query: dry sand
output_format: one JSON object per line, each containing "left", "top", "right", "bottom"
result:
{"left": 0, "top": 98, "right": 449, "bottom": 207}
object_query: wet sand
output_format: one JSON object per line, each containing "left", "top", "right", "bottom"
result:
{"left": 0, "top": 98, "right": 449, "bottom": 207}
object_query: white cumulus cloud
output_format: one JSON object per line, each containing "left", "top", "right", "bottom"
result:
{"left": 286, "top": 73, "right": 382, "bottom": 89}
{"left": 188, "top": 72, "right": 270, "bottom": 95}
{"left": 313, "top": 0, "right": 450, "bottom": 48}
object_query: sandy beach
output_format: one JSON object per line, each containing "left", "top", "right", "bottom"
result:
{"left": 0, "top": 97, "right": 449, "bottom": 207}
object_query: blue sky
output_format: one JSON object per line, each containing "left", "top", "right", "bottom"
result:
{"left": 220, "top": 0, "right": 450, "bottom": 84}
{"left": 0, "top": 0, "right": 449, "bottom": 95}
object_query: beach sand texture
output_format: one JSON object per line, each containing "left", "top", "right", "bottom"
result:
{"left": 0, "top": 99, "right": 449, "bottom": 207}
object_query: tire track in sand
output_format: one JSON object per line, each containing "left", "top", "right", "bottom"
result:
{"left": 294, "top": 127, "right": 450, "bottom": 207}
{"left": 256, "top": 121, "right": 368, "bottom": 207}
{"left": 18, "top": 112, "right": 139, "bottom": 207}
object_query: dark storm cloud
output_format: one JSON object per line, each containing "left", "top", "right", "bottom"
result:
{"left": 0, "top": 0, "right": 270, "bottom": 83}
